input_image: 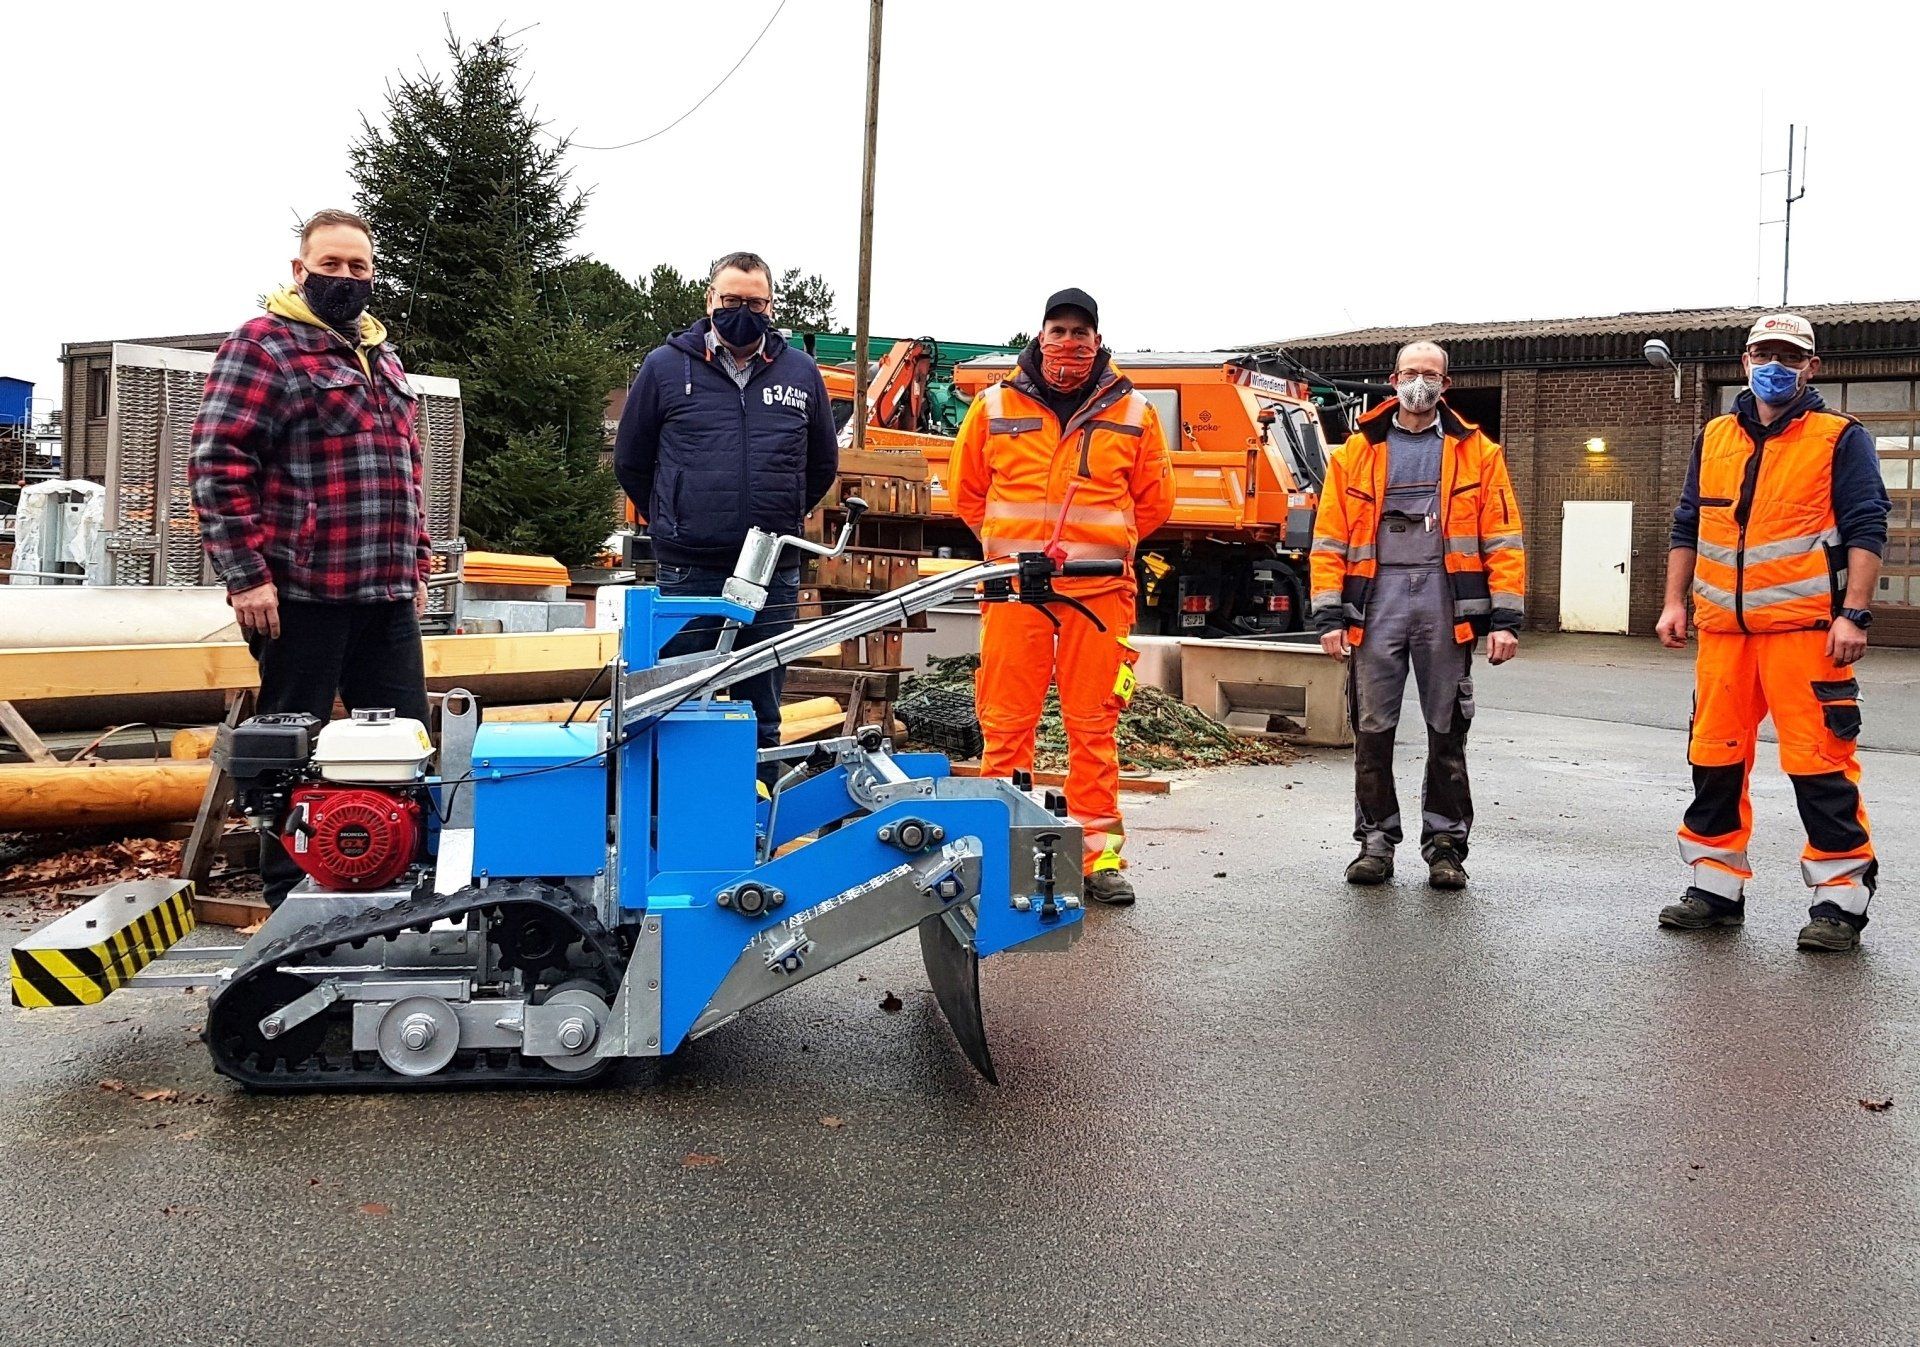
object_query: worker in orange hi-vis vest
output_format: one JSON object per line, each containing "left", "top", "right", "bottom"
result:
{"left": 1656, "top": 313, "right": 1891, "bottom": 953}
{"left": 950, "top": 289, "right": 1175, "bottom": 906}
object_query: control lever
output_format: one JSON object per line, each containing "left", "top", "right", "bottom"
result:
{"left": 976, "top": 552, "right": 1110, "bottom": 633}
{"left": 714, "top": 497, "right": 869, "bottom": 653}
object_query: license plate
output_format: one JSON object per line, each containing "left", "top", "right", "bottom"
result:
{"left": 1180, "top": 613, "right": 1206, "bottom": 629}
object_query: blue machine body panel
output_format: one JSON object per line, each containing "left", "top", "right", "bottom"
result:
{"left": 470, "top": 723, "right": 608, "bottom": 879}
{"left": 654, "top": 706, "right": 758, "bottom": 879}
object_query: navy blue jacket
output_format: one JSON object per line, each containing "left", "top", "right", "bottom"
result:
{"left": 614, "top": 319, "right": 839, "bottom": 568}
{"left": 1671, "top": 387, "right": 1889, "bottom": 555}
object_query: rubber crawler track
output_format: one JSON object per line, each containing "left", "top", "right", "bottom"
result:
{"left": 202, "top": 881, "right": 623, "bottom": 1092}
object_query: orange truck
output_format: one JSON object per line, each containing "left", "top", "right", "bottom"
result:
{"left": 818, "top": 345, "right": 1338, "bottom": 636}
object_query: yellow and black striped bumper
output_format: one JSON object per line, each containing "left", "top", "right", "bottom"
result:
{"left": 9, "top": 879, "right": 197, "bottom": 1009}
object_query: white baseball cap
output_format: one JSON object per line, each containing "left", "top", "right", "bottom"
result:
{"left": 1746, "top": 312, "right": 1816, "bottom": 352}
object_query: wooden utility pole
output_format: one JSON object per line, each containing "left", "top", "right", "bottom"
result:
{"left": 851, "top": 0, "right": 884, "bottom": 451}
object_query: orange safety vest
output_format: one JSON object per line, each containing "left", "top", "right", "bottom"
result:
{"left": 1691, "top": 406, "right": 1850, "bottom": 634}
{"left": 949, "top": 362, "right": 1175, "bottom": 597}
{"left": 1309, "top": 399, "right": 1526, "bottom": 646}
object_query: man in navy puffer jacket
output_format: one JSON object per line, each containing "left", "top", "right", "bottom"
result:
{"left": 614, "top": 251, "right": 839, "bottom": 755}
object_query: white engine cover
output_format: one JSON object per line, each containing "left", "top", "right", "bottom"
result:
{"left": 314, "top": 713, "right": 435, "bottom": 783}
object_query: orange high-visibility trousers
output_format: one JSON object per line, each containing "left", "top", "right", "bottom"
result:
{"left": 1680, "top": 628, "right": 1876, "bottom": 917}
{"left": 976, "top": 591, "right": 1137, "bottom": 876}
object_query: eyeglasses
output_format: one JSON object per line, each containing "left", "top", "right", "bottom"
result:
{"left": 716, "top": 295, "right": 772, "bottom": 313}
{"left": 1747, "top": 347, "right": 1812, "bottom": 367}
{"left": 1393, "top": 372, "right": 1445, "bottom": 386}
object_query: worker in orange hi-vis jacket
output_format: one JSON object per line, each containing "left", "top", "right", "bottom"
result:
{"left": 1656, "top": 313, "right": 1891, "bottom": 953}
{"left": 950, "top": 289, "right": 1175, "bottom": 906}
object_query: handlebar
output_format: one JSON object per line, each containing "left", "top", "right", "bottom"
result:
{"left": 1058, "top": 559, "right": 1127, "bottom": 578}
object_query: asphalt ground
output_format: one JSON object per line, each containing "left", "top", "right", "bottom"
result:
{"left": 3, "top": 634, "right": 1918, "bottom": 1345}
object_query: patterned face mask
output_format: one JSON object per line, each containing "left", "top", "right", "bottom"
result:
{"left": 1040, "top": 338, "right": 1098, "bottom": 391}
{"left": 1395, "top": 374, "right": 1442, "bottom": 413}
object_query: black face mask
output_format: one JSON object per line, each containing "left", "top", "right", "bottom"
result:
{"left": 303, "top": 272, "right": 373, "bottom": 335}
{"left": 711, "top": 303, "right": 770, "bottom": 349}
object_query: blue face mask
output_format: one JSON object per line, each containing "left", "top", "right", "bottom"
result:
{"left": 1749, "top": 360, "right": 1803, "bottom": 406}
{"left": 712, "top": 303, "right": 770, "bottom": 349}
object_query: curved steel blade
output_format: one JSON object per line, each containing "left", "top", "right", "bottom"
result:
{"left": 918, "top": 907, "right": 997, "bottom": 1084}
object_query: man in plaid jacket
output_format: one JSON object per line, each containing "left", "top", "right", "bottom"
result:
{"left": 190, "top": 208, "right": 432, "bottom": 907}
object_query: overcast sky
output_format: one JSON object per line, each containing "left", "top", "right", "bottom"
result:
{"left": 8, "top": 0, "right": 1918, "bottom": 413}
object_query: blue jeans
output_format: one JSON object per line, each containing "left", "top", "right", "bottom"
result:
{"left": 655, "top": 562, "right": 801, "bottom": 751}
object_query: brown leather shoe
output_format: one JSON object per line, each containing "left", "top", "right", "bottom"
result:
{"left": 1426, "top": 839, "right": 1468, "bottom": 891}
{"left": 1345, "top": 852, "right": 1393, "bottom": 886}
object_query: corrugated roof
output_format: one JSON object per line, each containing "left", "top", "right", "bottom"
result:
{"left": 60, "top": 333, "right": 229, "bottom": 358}
{"left": 1280, "top": 301, "right": 1920, "bottom": 349}
{"left": 1274, "top": 301, "right": 1920, "bottom": 374}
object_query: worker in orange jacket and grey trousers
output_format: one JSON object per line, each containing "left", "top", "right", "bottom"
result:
{"left": 1311, "top": 341, "right": 1526, "bottom": 890}
{"left": 951, "top": 288, "right": 1175, "bottom": 905}
{"left": 1657, "top": 313, "right": 1889, "bottom": 952}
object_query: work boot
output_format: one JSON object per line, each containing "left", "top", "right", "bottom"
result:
{"left": 1797, "top": 905, "right": 1864, "bottom": 953}
{"left": 1345, "top": 851, "right": 1393, "bottom": 886}
{"left": 1657, "top": 888, "right": 1745, "bottom": 930}
{"left": 1084, "top": 870, "right": 1136, "bottom": 907}
{"left": 1426, "top": 839, "right": 1468, "bottom": 891}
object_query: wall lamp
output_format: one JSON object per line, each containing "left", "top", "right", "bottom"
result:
{"left": 1643, "top": 338, "right": 1684, "bottom": 402}
{"left": 1584, "top": 437, "right": 1609, "bottom": 456}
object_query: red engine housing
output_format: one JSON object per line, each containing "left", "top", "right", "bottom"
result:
{"left": 282, "top": 784, "right": 424, "bottom": 891}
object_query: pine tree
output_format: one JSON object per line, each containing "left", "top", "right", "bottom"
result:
{"left": 349, "top": 26, "right": 624, "bottom": 564}
{"left": 774, "top": 269, "right": 842, "bottom": 335}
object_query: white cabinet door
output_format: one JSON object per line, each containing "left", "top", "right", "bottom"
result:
{"left": 1559, "top": 501, "right": 1633, "bottom": 633}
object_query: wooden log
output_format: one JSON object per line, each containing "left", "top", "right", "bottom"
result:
{"left": 0, "top": 761, "right": 214, "bottom": 829}
{"left": 170, "top": 726, "right": 219, "bottom": 759}
{"left": 483, "top": 700, "right": 609, "bottom": 724}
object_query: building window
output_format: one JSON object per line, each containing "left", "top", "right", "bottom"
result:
{"left": 88, "top": 367, "right": 110, "bottom": 419}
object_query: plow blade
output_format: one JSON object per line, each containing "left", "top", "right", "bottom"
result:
{"left": 918, "top": 907, "right": 996, "bottom": 1084}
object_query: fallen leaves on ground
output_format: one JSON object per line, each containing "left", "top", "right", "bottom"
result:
{"left": 681, "top": 1152, "right": 726, "bottom": 1169}
{"left": 879, "top": 991, "right": 902, "bottom": 1013}
{"left": 357, "top": 1202, "right": 391, "bottom": 1217}
{"left": 0, "top": 834, "right": 185, "bottom": 902}
{"left": 1860, "top": 1097, "right": 1895, "bottom": 1112}
{"left": 819, "top": 1115, "right": 845, "bottom": 1129}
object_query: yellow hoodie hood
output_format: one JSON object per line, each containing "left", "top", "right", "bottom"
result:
{"left": 265, "top": 284, "right": 389, "bottom": 372}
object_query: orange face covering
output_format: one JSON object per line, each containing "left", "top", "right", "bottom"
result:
{"left": 1040, "top": 338, "right": 1097, "bottom": 391}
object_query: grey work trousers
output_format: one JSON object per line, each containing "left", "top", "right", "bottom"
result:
{"left": 1348, "top": 567, "right": 1475, "bottom": 861}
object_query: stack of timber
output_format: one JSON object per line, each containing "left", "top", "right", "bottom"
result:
{"left": 799, "top": 446, "right": 936, "bottom": 666}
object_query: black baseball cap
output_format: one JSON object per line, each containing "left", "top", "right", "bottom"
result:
{"left": 1043, "top": 287, "right": 1099, "bottom": 330}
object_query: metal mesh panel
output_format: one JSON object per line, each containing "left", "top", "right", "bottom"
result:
{"left": 104, "top": 355, "right": 165, "bottom": 586}
{"left": 102, "top": 344, "right": 465, "bottom": 599}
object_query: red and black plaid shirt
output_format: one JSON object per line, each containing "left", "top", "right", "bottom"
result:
{"left": 190, "top": 314, "right": 429, "bottom": 602}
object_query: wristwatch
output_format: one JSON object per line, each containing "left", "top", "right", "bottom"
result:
{"left": 1838, "top": 607, "right": 1874, "bottom": 629}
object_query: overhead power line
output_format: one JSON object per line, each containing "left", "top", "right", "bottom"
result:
{"left": 558, "top": 0, "right": 788, "bottom": 152}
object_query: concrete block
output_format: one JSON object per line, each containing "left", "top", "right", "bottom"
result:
{"left": 1130, "top": 635, "right": 1185, "bottom": 697}
{"left": 920, "top": 605, "right": 982, "bottom": 667}
{"left": 1180, "top": 636, "right": 1353, "bottom": 746}
{"left": 462, "top": 599, "right": 589, "bottom": 634}
{"left": 463, "top": 581, "right": 569, "bottom": 604}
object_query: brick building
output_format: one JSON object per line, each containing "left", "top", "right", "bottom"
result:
{"left": 1282, "top": 302, "right": 1920, "bottom": 645}
{"left": 59, "top": 333, "right": 226, "bottom": 481}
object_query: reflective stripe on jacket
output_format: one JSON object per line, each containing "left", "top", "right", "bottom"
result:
{"left": 1309, "top": 398, "right": 1526, "bottom": 646}
{"left": 1691, "top": 406, "right": 1850, "bottom": 634}
{"left": 950, "top": 361, "right": 1175, "bottom": 598}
